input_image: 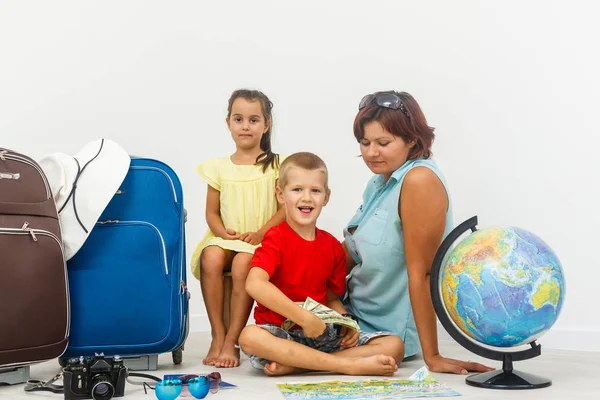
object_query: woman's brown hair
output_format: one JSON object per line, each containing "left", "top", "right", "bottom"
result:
{"left": 353, "top": 91, "right": 435, "bottom": 160}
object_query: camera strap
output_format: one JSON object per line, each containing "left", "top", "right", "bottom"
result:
{"left": 23, "top": 371, "right": 162, "bottom": 395}
{"left": 24, "top": 373, "right": 64, "bottom": 394}
{"left": 127, "top": 372, "right": 162, "bottom": 394}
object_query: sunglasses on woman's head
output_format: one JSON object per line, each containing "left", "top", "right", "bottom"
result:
{"left": 358, "top": 92, "right": 410, "bottom": 118}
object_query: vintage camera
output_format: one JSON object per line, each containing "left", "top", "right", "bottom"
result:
{"left": 62, "top": 354, "right": 127, "bottom": 400}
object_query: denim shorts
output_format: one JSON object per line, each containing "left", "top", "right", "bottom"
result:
{"left": 244, "top": 323, "right": 392, "bottom": 369}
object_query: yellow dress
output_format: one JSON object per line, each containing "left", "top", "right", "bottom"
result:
{"left": 190, "top": 156, "right": 283, "bottom": 280}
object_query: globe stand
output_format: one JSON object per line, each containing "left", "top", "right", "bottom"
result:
{"left": 466, "top": 352, "right": 551, "bottom": 389}
{"left": 431, "top": 216, "right": 553, "bottom": 390}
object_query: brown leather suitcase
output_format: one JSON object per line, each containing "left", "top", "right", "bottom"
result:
{"left": 0, "top": 147, "right": 69, "bottom": 367}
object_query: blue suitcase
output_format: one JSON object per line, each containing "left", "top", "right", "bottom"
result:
{"left": 62, "top": 158, "right": 189, "bottom": 364}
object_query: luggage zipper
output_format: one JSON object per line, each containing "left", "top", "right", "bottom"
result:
{"left": 130, "top": 166, "right": 178, "bottom": 202}
{"left": 180, "top": 279, "right": 188, "bottom": 339}
{"left": 0, "top": 151, "right": 51, "bottom": 199}
{"left": 179, "top": 224, "right": 186, "bottom": 307}
{"left": 97, "top": 220, "right": 169, "bottom": 275}
{"left": 0, "top": 221, "right": 62, "bottom": 245}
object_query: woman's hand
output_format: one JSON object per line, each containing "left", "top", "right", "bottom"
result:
{"left": 425, "top": 354, "right": 494, "bottom": 375}
{"left": 239, "top": 231, "right": 263, "bottom": 245}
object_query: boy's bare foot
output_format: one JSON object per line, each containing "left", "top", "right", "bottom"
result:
{"left": 346, "top": 355, "right": 398, "bottom": 376}
{"left": 263, "top": 362, "right": 307, "bottom": 376}
{"left": 214, "top": 341, "right": 240, "bottom": 368}
{"left": 203, "top": 338, "right": 224, "bottom": 366}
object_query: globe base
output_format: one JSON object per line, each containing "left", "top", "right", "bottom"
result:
{"left": 466, "top": 369, "right": 551, "bottom": 390}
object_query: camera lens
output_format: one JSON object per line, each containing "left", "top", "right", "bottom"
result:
{"left": 91, "top": 376, "right": 115, "bottom": 400}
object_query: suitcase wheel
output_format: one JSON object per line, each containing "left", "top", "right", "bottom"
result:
{"left": 172, "top": 348, "right": 183, "bottom": 364}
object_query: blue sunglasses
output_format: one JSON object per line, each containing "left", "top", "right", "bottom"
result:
{"left": 154, "top": 372, "right": 221, "bottom": 400}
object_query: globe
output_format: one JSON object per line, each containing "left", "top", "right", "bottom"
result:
{"left": 430, "top": 217, "right": 566, "bottom": 389}
{"left": 440, "top": 225, "right": 565, "bottom": 348}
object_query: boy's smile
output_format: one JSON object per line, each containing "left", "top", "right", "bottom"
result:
{"left": 298, "top": 205, "right": 314, "bottom": 216}
{"left": 277, "top": 167, "right": 330, "bottom": 240}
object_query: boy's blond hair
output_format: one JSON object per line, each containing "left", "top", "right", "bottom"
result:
{"left": 278, "top": 152, "right": 329, "bottom": 190}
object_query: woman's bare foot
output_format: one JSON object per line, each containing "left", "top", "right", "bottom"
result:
{"left": 214, "top": 341, "right": 240, "bottom": 368}
{"left": 346, "top": 355, "right": 398, "bottom": 376}
{"left": 263, "top": 362, "right": 307, "bottom": 376}
{"left": 203, "top": 338, "right": 224, "bottom": 366}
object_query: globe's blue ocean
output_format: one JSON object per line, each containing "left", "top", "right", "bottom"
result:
{"left": 441, "top": 226, "right": 565, "bottom": 347}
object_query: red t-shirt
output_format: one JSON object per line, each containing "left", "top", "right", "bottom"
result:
{"left": 251, "top": 221, "right": 346, "bottom": 327}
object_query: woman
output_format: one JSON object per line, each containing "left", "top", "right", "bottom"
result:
{"left": 343, "top": 91, "right": 492, "bottom": 374}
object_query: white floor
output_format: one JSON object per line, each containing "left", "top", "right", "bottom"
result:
{"left": 1, "top": 332, "right": 598, "bottom": 399}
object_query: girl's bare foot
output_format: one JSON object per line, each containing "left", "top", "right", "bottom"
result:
{"left": 203, "top": 338, "right": 224, "bottom": 366}
{"left": 346, "top": 355, "right": 398, "bottom": 376}
{"left": 263, "top": 362, "right": 307, "bottom": 376}
{"left": 214, "top": 341, "right": 240, "bottom": 368}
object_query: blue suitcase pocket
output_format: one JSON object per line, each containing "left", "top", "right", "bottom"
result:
{"left": 67, "top": 221, "right": 173, "bottom": 351}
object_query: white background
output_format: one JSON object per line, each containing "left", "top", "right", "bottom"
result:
{"left": 1, "top": 0, "right": 598, "bottom": 351}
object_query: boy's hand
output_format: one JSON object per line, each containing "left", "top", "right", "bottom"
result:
{"left": 338, "top": 326, "right": 359, "bottom": 348}
{"left": 221, "top": 228, "right": 240, "bottom": 240}
{"left": 301, "top": 312, "right": 327, "bottom": 338}
{"left": 239, "top": 231, "right": 263, "bottom": 245}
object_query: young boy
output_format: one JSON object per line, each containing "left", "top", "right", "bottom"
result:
{"left": 238, "top": 152, "right": 405, "bottom": 376}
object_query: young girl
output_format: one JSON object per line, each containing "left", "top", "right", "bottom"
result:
{"left": 191, "top": 89, "right": 286, "bottom": 368}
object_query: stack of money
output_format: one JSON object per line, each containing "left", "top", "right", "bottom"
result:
{"left": 281, "top": 297, "right": 361, "bottom": 332}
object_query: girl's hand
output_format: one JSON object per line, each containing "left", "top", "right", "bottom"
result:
{"left": 338, "top": 326, "right": 359, "bottom": 348}
{"left": 221, "top": 228, "right": 240, "bottom": 240}
{"left": 425, "top": 354, "right": 495, "bottom": 375}
{"left": 239, "top": 231, "right": 263, "bottom": 245}
{"left": 301, "top": 312, "right": 327, "bottom": 338}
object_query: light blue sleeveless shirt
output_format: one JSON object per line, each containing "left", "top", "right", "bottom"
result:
{"left": 343, "top": 158, "right": 453, "bottom": 358}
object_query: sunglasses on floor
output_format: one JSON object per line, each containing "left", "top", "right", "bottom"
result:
{"left": 358, "top": 92, "right": 410, "bottom": 118}
{"left": 152, "top": 372, "right": 222, "bottom": 400}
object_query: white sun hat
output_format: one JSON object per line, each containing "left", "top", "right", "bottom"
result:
{"left": 39, "top": 139, "right": 130, "bottom": 260}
